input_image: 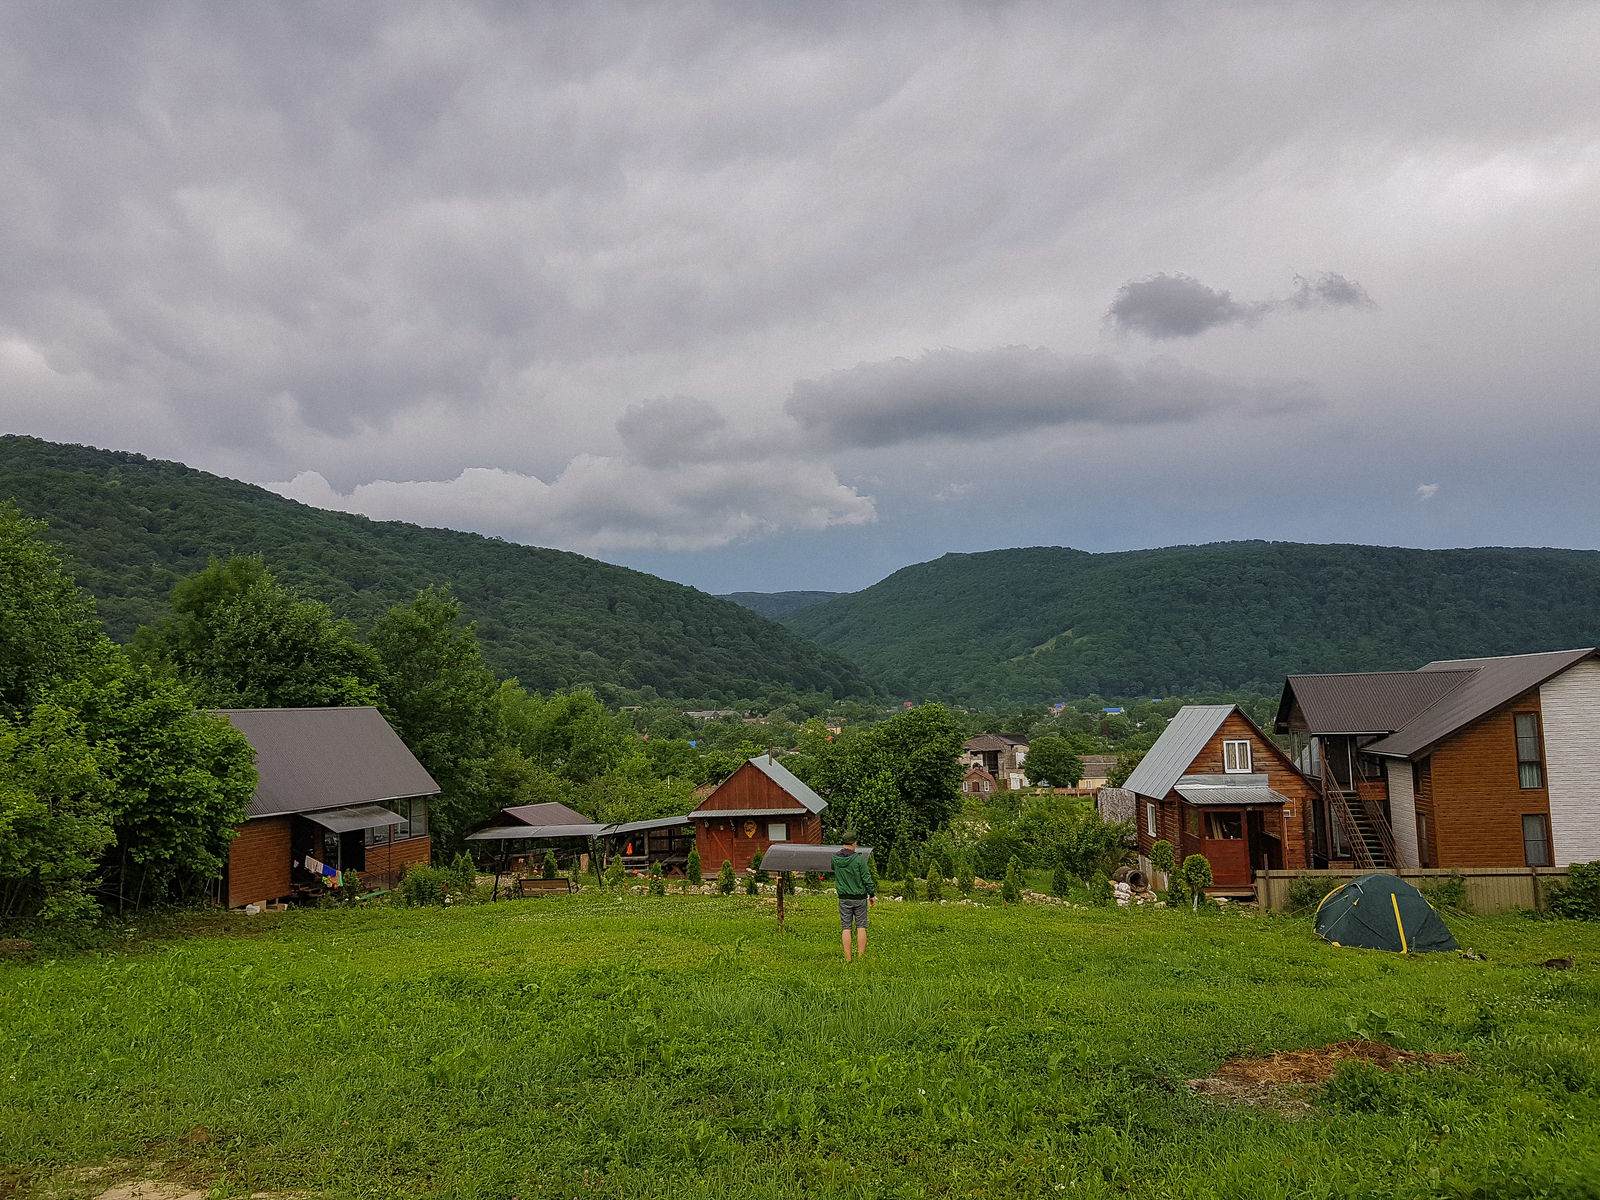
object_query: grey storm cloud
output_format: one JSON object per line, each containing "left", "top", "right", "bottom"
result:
{"left": 784, "top": 345, "right": 1316, "bottom": 451}
{"left": 1107, "top": 272, "right": 1375, "bottom": 339}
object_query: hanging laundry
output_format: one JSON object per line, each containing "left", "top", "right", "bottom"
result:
{"left": 304, "top": 854, "right": 325, "bottom": 875}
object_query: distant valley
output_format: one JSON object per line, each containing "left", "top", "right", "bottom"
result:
{"left": 718, "top": 590, "right": 846, "bottom": 619}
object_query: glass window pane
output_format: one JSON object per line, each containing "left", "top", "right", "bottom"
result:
{"left": 1522, "top": 814, "right": 1551, "bottom": 866}
{"left": 1519, "top": 762, "right": 1544, "bottom": 789}
{"left": 1515, "top": 713, "right": 1538, "bottom": 739}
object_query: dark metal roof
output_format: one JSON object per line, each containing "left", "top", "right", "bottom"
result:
{"left": 501, "top": 801, "right": 594, "bottom": 827}
{"left": 1366, "top": 648, "right": 1597, "bottom": 758}
{"left": 220, "top": 707, "right": 439, "bottom": 819}
{"left": 1274, "top": 670, "right": 1474, "bottom": 735}
{"left": 606, "top": 814, "right": 693, "bottom": 836}
{"left": 761, "top": 844, "right": 873, "bottom": 872}
{"left": 465, "top": 822, "right": 607, "bottom": 840}
{"left": 1121, "top": 705, "right": 1235, "bottom": 799}
{"left": 305, "top": 803, "right": 407, "bottom": 832}
{"left": 1173, "top": 783, "right": 1290, "bottom": 807}
{"left": 962, "top": 733, "right": 1028, "bottom": 751}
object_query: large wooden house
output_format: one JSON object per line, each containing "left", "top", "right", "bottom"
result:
{"left": 690, "top": 753, "right": 826, "bottom": 871}
{"left": 222, "top": 707, "right": 439, "bottom": 907}
{"left": 1275, "top": 648, "right": 1600, "bottom": 871}
{"left": 1124, "top": 705, "right": 1318, "bottom": 890}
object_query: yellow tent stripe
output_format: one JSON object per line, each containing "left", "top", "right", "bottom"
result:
{"left": 1391, "top": 893, "right": 1408, "bottom": 954}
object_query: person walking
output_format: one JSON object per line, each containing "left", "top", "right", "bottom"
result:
{"left": 831, "top": 832, "right": 876, "bottom": 962}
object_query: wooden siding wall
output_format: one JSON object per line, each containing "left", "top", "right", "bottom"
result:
{"left": 1429, "top": 689, "right": 1550, "bottom": 868}
{"left": 695, "top": 812, "right": 820, "bottom": 872}
{"left": 696, "top": 762, "right": 798, "bottom": 811}
{"left": 1541, "top": 659, "right": 1600, "bottom": 863}
{"left": 362, "top": 836, "right": 432, "bottom": 889}
{"left": 227, "top": 817, "right": 292, "bottom": 907}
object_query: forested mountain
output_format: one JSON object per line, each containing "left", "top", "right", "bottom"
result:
{"left": 779, "top": 541, "right": 1600, "bottom": 704}
{"left": 0, "top": 436, "right": 870, "bottom": 702}
{"left": 718, "top": 590, "right": 846, "bottom": 618}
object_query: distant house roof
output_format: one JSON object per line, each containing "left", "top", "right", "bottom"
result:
{"left": 1121, "top": 705, "right": 1235, "bottom": 799}
{"left": 1173, "top": 776, "right": 1290, "bottom": 807}
{"left": 690, "top": 753, "right": 828, "bottom": 816}
{"left": 1365, "top": 648, "right": 1597, "bottom": 759}
{"left": 963, "top": 733, "right": 1028, "bottom": 752}
{"left": 220, "top": 707, "right": 439, "bottom": 820}
{"left": 1274, "top": 670, "right": 1474, "bottom": 735}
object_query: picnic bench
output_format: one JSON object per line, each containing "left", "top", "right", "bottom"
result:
{"left": 515, "top": 877, "right": 576, "bottom": 897}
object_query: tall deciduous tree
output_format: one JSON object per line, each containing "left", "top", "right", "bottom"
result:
{"left": 136, "top": 556, "right": 383, "bottom": 708}
{"left": 1022, "top": 736, "right": 1084, "bottom": 788}
{"left": 0, "top": 502, "right": 102, "bottom": 716}
{"left": 801, "top": 703, "right": 964, "bottom": 844}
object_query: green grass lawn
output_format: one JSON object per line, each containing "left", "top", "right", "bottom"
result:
{"left": 3, "top": 893, "right": 1599, "bottom": 1200}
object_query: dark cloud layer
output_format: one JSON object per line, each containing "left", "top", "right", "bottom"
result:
{"left": 1107, "top": 271, "right": 1374, "bottom": 338}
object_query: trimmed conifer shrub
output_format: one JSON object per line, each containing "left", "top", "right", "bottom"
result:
{"left": 903, "top": 874, "right": 918, "bottom": 902}
{"left": 957, "top": 859, "right": 974, "bottom": 895}
{"left": 1089, "top": 874, "right": 1114, "bottom": 906}
{"left": 925, "top": 865, "right": 944, "bottom": 902}
{"left": 686, "top": 847, "right": 702, "bottom": 886}
{"left": 541, "top": 850, "right": 558, "bottom": 881}
{"left": 1002, "top": 856, "right": 1022, "bottom": 904}
{"left": 1181, "top": 854, "right": 1213, "bottom": 911}
{"left": 647, "top": 860, "right": 666, "bottom": 897}
{"left": 752, "top": 849, "right": 769, "bottom": 885}
{"left": 717, "top": 859, "right": 736, "bottom": 894}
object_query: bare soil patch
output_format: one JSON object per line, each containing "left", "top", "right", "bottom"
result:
{"left": 1185, "top": 1039, "right": 1466, "bottom": 1115}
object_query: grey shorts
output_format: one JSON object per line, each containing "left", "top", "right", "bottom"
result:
{"left": 839, "top": 897, "right": 869, "bottom": 929}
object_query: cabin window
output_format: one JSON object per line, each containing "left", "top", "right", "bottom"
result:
{"left": 1223, "top": 740, "right": 1252, "bottom": 773}
{"left": 1416, "top": 814, "right": 1430, "bottom": 868}
{"left": 1146, "top": 803, "right": 1157, "bottom": 837}
{"left": 1186, "top": 808, "right": 1201, "bottom": 837}
{"left": 768, "top": 823, "right": 788, "bottom": 842}
{"left": 1522, "top": 814, "right": 1552, "bottom": 866}
{"left": 1204, "top": 812, "right": 1244, "bottom": 840}
{"left": 1515, "top": 713, "right": 1544, "bottom": 788}
{"left": 982, "top": 780, "right": 991, "bottom": 793}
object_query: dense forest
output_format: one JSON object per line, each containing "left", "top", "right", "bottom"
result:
{"left": 781, "top": 541, "right": 1600, "bottom": 704}
{"left": 718, "top": 590, "right": 844, "bottom": 619}
{"left": 0, "top": 436, "right": 869, "bottom": 704}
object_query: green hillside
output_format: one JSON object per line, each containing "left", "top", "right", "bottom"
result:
{"left": 0, "top": 436, "right": 870, "bottom": 702}
{"left": 718, "top": 590, "right": 845, "bottom": 618}
{"left": 780, "top": 541, "right": 1600, "bottom": 703}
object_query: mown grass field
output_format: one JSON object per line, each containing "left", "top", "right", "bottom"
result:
{"left": 3, "top": 893, "right": 1599, "bottom": 1200}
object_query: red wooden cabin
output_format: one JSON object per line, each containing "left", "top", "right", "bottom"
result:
{"left": 690, "top": 754, "right": 827, "bottom": 871}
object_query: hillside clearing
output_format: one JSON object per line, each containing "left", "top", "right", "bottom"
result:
{"left": 3, "top": 897, "right": 1598, "bottom": 1200}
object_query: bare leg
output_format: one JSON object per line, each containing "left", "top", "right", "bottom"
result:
{"left": 841, "top": 928, "right": 852, "bottom": 961}
{"left": 856, "top": 926, "right": 867, "bottom": 959}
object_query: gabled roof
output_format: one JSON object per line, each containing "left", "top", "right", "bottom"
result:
{"left": 963, "top": 733, "right": 1028, "bottom": 751}
{"left": 501, "top": 801, "right": 594, "bottom": 827}
{"left": 1121, "top": 705, "right": 1235, "bottom": 799}
{"left": 691, "top": 753, "right": 828, "bottom": 816}
{"left": 220, "top": 707, "right": 439, "bottom": 819}
{"left": 1274, "top": 670, "right": 1474, "bottom": 735}
{"left": 1365, "top": 648, "right": 1597, "bottom": 759}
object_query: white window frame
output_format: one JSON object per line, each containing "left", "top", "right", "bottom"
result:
{"left": 1146, "top": 802, "right": 1157, "bottom": 837}
{"left": 1223, "top": 740, "right": 1252, "bottom": 773}
{"left": 768, "top": 823, "right": 788, "bottom": 842}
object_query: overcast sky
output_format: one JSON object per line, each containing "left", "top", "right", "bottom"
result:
{"left": 3, "top": 2, "right": 1597, "bottom": 594}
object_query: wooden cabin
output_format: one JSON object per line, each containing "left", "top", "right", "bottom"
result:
{"left": 221, "top": 707, "right": 439, "bottom": 907}
{"left": 690, "top": 754, "right": 826, "bottom": 871}
{"left": 961, "top": 766, "right": 998, "bottom": 796}
{"left": 1124, "top": 705, "right": 1317, "bottom": 892}
{"left": 1275, "top": 648, "right": 1600, "bottom": 870}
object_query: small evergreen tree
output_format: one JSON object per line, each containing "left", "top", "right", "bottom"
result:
{"left": 604, "top": 854, "right": 626, "bottom": 888}
{"left": 450, "top": 851, "right": 477, "bottom": 891}
{"left": 752, "top": 849, "right": 769, "bottom": 884}
{"left": 925, "top": 866, "right": 944, "bottom": 902}
{"left": 745, "top": 872, "right": 758, "bottom": 895}
{"left": 542, "top": 850, "right": 559, "bottom": 880}
{"left": 935, "top": 843, "right": 954, "bottom": 879}
{"left": 648, "top": 860, "right": 666, "bottom": 896}
{"left": 1150, "top": 840, "right": 1176, "bottom": 886}
{"left": 1089, "top": 874, "right": 1114, "bottom": 907}
{"left": 868, "top": 853, "right": 881, "bottom": 891}
{"left": 886, "top": 844, "right": 906, "bottom": 881}
{"left": 903, "top": 873, "right": 918, "bottom": 902}
{"left": 686, "top": 846, "right": 703, "bottom": 886}
{"left": 717, "top": 859, "right": 736, "bottom": 894}
{"left": 1002, "top": 855, "right": 1023, "bottom": 904}
{"left": 1181, "top": 854, "right": 1213, "bottom": 912}
{"left": 957, "top": 858, "right": 975, "bottom": 895}
{"left": 1050, "top": 850, "right": 1072, "bottom": 899}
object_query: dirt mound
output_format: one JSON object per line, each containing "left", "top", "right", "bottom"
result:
{"left": 1185, "top": 1039, "right": 1465, "bottom": 1114}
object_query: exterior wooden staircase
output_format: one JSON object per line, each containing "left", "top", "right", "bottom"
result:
{"left": 1321, "top": 760, "right": 1395, "bottom": 870}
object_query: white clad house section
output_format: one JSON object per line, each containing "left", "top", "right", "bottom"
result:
{"left": 1541, "top": 658, "right": 1600, "bottom": 865}
{"left": 1387, "top": 758, "right": 1420, "bottom": 869}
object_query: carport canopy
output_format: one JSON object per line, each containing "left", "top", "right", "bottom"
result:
{"left": 304, "top": 802, "right": 407, "bottom": 832}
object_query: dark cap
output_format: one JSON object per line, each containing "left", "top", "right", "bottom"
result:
{"left": 840, "top": 829, "right": 858, "bottom": 845}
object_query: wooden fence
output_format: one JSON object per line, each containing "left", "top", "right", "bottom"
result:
{"left": 1255, "top": 866, "right": 1570, "bottom": 915}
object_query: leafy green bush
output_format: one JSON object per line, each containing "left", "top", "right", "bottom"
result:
{"left": 803, "top": 870, "right": 823, "bottom": 891}
{"left": 925, "top": 869, "right": 944, "bottom": 902}
{"left": 1088, "top": 875, "right": 1114, "bottom": 907}
{"left": 1002, "top": 856, "right": 1022, "bottom": 904}
{"left": 604, "top": 855, "right": 626, "bottom": 888}
{"left": 717, "top": 860, "right": 735, "bottom": 895}
{"left": 1323, "top": 1058, "right": 1390, "bottom": 1113}
{"left": 541, "top": 850, "right": 558, "bottom": 881}
{"left": 752, "top": 849, "right": 769, "bottom": 885}
{"left": 686, "top": 847, "right": 703, "bottom": 886}
{"left": 1149, "top": 839, "right": 1176, "bottom": 879}
{"left": 1547, "top": 861, "right": 1600, "bottom": 920}
{"left": 957, "top": 859, "right": 974, "bottom": 895}
{"left": 976, "top": 828, "right": 1029, "bottom": 879}
{"left": 903, "top": 874, "right": 918, "bottom": 903}
{"left": 647, "top": 861, "right": 665, "bottom": 897}
{"left": 1180, "top": 854, "right": 1213, "bottom": 911}
{"left": 1420, "top": 871, "right": 1470, "bottom": 913}
{"left": 1050, "top": 852, "right": 1071, "bottom": 899}
{"left": 1285, "top": 874, "right": 1337, "bottom": 914}
{"left": 449, "top": 852, "right": 477, "bottom": 892}
{"left": 398, "top": 865, "right": 457, "bottom": 906}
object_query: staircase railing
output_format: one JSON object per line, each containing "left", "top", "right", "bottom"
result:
{"left": 1356, "top": 789, "right": 1397, "bottom": 869}
{"left": 1322, "top": 760, "right": 1377, "bottom": 869}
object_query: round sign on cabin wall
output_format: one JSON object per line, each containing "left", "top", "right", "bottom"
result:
{"left": 742, "top": 820, "right": 757, "bottom": 838}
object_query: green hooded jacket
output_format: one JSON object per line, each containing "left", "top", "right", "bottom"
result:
{"left": 831, "top": 850, "right": 876, "bottom": 899}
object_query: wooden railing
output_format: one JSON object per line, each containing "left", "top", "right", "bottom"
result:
{"left": 1322, "top": 760, "right": 1377, "bottom": 869}
{"left": 1358, "top": 790, "right": 1397, "bottom": 869}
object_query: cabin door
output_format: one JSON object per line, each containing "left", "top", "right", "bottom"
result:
{"left": 1201, "top": 809, "right": 1251, "bottom": 886}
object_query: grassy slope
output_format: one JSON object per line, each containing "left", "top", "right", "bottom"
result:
{"left": 0, "top": 436, "right": 869, "bottom": 701}
{"left": 781, "top": 542, "right": 1600, "bottom": 704}
{"left": 3, "top": 898, "right": 1598, "bottom": 1199}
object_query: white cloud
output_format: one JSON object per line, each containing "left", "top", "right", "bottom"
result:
{"left": 1416, "top": 483, "right": 1440, "bottom": 500}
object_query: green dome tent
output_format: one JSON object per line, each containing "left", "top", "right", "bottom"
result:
{"left": 1315, "top": 874, "right": 1459, "bottom": 953}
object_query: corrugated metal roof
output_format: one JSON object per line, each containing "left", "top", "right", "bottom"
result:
{"left": 1121, "top": 705, "right": 1234, "bottom": 799}
{"left": 605, "top": 814, "right": 693, "bottom": 835}
{"left": 501, "top": 801, "right": 594, "bottom": 827}
{"left": 465, "top": 822, "right": 607, "bottom": 840}
{"left": 220, "top": 707, "right": 439, "bottom": 819}
{"left": 1366, "top": 648, "right": 1597, "bottom": 758}
{"left": 1274, "top": 670, "right": 1474, "bottom": 735}
{"left": 1173, "top": 783, "right": 1290, "bottom": 807}
{"left": 761, "top": 844, "right": 873, "bottom": 872}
